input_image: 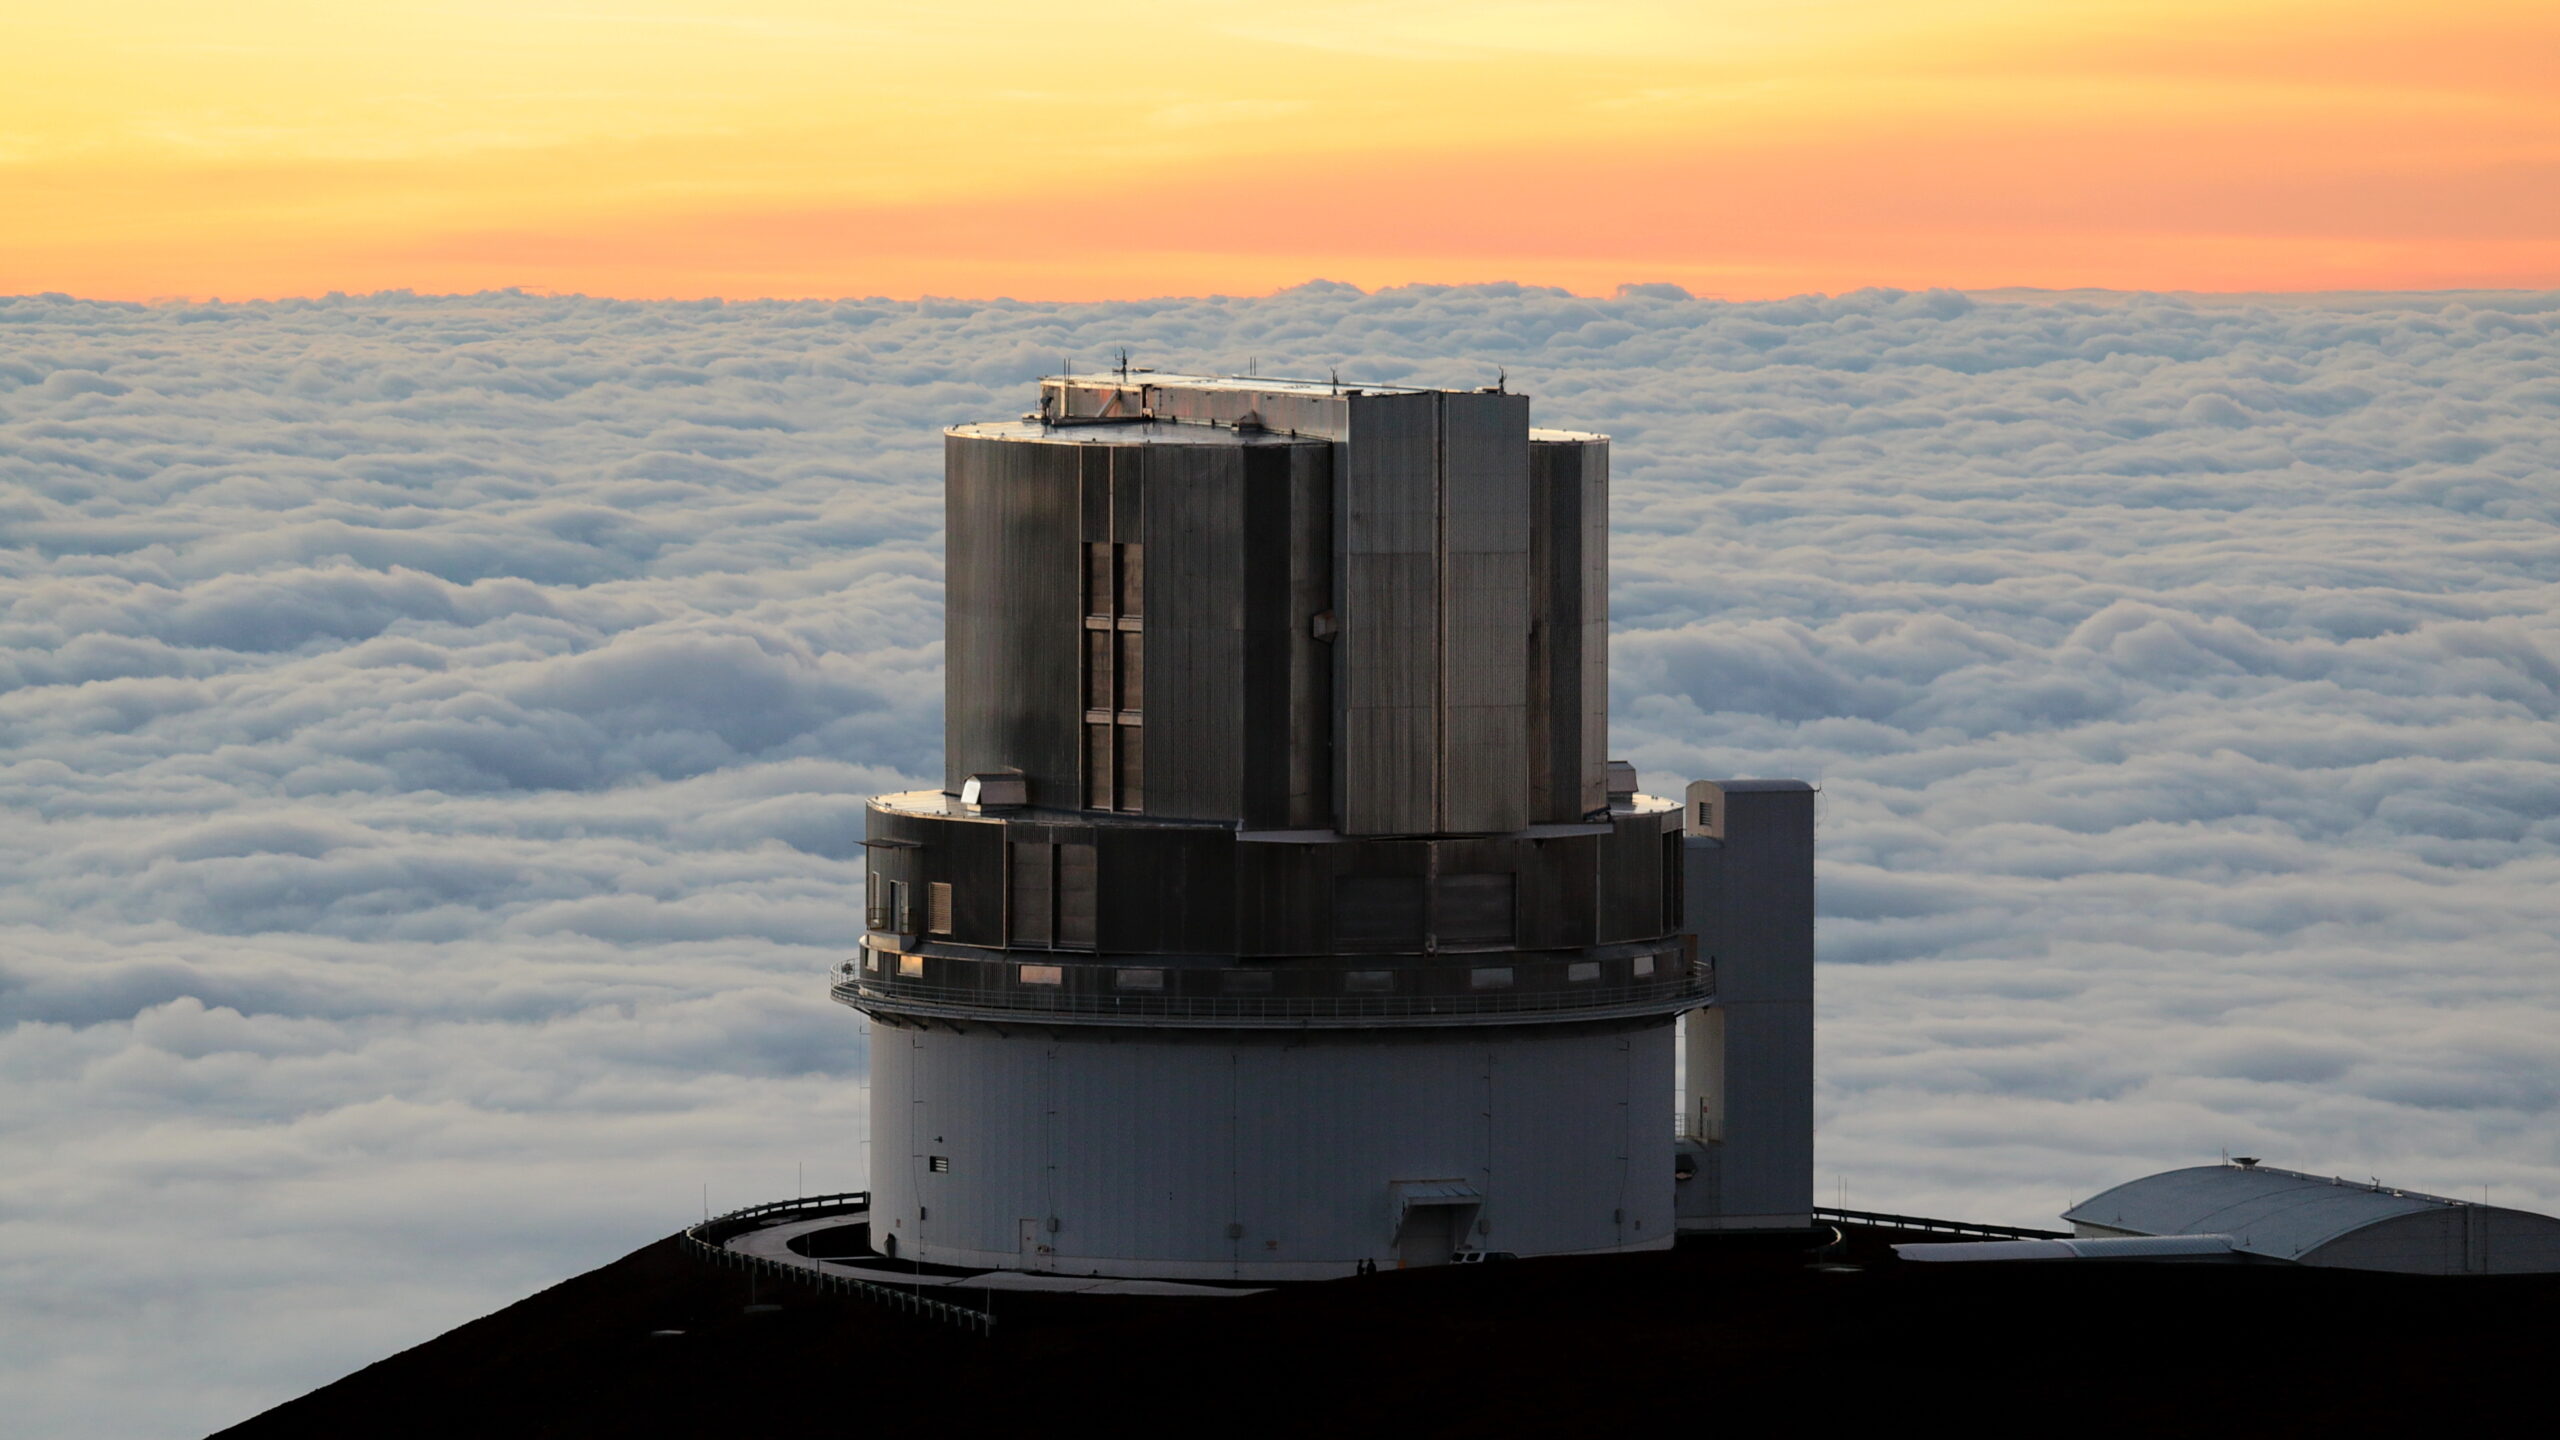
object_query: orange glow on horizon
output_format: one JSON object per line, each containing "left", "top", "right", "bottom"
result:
{"left": 5, "top": 1, "right": 2555, "bottom": 301}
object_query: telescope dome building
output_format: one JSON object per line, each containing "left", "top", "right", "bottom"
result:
{"left": 840, "top": 371, "right": 1811, "bottom": 1280}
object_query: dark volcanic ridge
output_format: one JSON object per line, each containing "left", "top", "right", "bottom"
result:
{"left": 217, "top": 1220, "right": 2558, "bottom": 1438}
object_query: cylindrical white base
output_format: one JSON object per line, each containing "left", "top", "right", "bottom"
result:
{"left": 867, "top": 1018, "right": 1674, "bottom": 1280}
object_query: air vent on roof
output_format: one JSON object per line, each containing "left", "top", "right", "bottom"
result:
{"left": 961, "top": 770, "right": 1027, "bottom": 810}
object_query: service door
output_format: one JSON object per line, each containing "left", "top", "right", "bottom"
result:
{"left": 1396, "top": 1206, "right": 1457, "bottom": 1269}
{"left": 1019, "top": 1218, "right": 1050, "bottom": 1272}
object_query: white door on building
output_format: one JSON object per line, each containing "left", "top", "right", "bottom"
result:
{"left": 1019, "top": 1218, "right": 1049, "bottom": 1271}
{"left": 1396, "top": 1206, "right": 1458, "bottom": 1269}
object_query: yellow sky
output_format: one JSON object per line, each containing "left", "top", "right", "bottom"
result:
{"left": 5, "top": 0, "right": 2554, "bottom": 299}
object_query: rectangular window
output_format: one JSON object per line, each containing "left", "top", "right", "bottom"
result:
{"left": 1695, "top": 800, "right": 1714, "bottom": 831}
{"left": 1435, "top": 874, "right": 1516, "bottom": 947}
{"left": 1567, "top": 961, "right": 1601, "bottom": 983}
{"left": 897, "top": 953, "right": 924, "bottom": 978}
{"left": 1018, "top": 963, "right": 1063, "bottom": 986}
{"left": 1085, "top": 542, "right": 1112, "bottom": 617}
{"left": 927, "top": 881, "right": 953, "bottom": 935}
{"left": 1056, "top": 842, "right": 1097, "bottom": 949}
{"left": 888, "top": 879, "right": 911, "bottom": 934}
{"left": 1632, "top": 953, "right": 1656, "bottom": 978}
{"left": 928, "top": 1155, "right": 951, "bottom": 1174}
{"left": 1085, "top": 629, "right": 1112, "bottom": 711}
{"left": 1115, "top": 630, "right": 1143, "bottom": 712}
{"left": 1469, "top": 966, "right": 1516, "bottom": 989}
{"left": 1086, "top": 724, "right": 1113, "bottom": 808}
{"left": 1116, "top": 542, "right": 1142, "bottom": 617}
{"left": 861, "top": 946, "right": 881, "bottom": 974}
{"left": 1009, "top": 841, "right": 1053, "bottom": 946}
{"left": 1344, "top": 970, "right": 1394, "bottom": 993}
{"left": 1113, "top": 967, "right": 1165, "bottom": 991}
{"left": 1115, "top": 726, "right": 1143, "bottom": 813}
{"left": 865, "top": 871, "right": 887, "bottom": 932}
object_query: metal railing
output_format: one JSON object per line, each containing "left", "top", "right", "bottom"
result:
{"left": 1812, "top": 1206, "right": 2071, "bottom": 1241}
{"left": 682, "top": 1192, "right": 995, "bottom": 1338}
{"left": 691, "top": 1192, "right": 870, "bottom": 1239}
{"left": 833, "top": 973, "right": 1708, "bottom": 1028}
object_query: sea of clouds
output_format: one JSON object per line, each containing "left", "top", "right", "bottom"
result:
{"left": 3, "top": 283, "right": 2555, "bottom": 1436}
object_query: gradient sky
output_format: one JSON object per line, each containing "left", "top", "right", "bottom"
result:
{"left": 7, "top": 0, "right": 2556, "bottom": 300}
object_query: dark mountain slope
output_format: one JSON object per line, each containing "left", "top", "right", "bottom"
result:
{"left": 218, "top": 1225, "right": 2558, "bottom": 1438}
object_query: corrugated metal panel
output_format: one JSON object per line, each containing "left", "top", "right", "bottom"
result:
{"left": 872, "top": 1018, "right": 1676, "bottom": 1279}
{"left": 1093, "top": 824, "right": 1235, "bottom": 953}
{"left": 1441, "top": 394, "right": 1530, "bottom": 553}
{"left": 944, "top": 434, "right": 1081, "bottom": 802}
{"left": 1597, "top": 811, "right": 1669, "bottom": 942}
{"left": 1111, "top": 444, "right": 1145, "bottom": 541}
{"left": 1438, "top": 393, "right": 1528, "bottom": 834}
{"left": 1141, "top": 444, "right": 1244, "bottom": 820}
{"left": 1679, "top": 784, "right": 1815, "bottom": 1225}
{"left": 1526, "top": 441, "right": 1574, "bottom": 823}
{"left": 1525, "top": 436, "right": 1609, "bottom": 824}
{"left": 1442, "top": 549, "right": 1530, "bottom": 829}
{"left": 1334, "top": 874, "right": 1426, "bottom": 950}
{"left": 1441, "top": 702, "right": 1526, "bottom": 833}
{"left": 1340, "top": 701, "right": 1434, "bottom": 833}
{"left": 1238, "top": 446, "right": 1297, "bottom": 828}
{"left": 1339, "top": 392, "right": 1440, "bottom": 835}
{"left": 1079, "top": 445, "right": 1111, "bottom": 542}
{"left": 1283, "top": 444, "right": 1333, "bottom": 828}
{"left": 1577, "top": 440, "right": 1610, "bottom": 818}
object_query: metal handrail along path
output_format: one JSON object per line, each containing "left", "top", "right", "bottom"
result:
{"left": 682, "top": 1192, "right": 995, "bottom": 1338}
{"left": 1811, "top": 1206, "right": 2072, "bottom": 1241}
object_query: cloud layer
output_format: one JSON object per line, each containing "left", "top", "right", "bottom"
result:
{"left": 3, "top": 284, "right": 2555, "bottom": 1436}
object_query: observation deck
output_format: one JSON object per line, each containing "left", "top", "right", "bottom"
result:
{"left": 846, "top": 788, "right": 1698, "bottom": 1030}
{"left": 833, "top": 943, "right": 1707, "bottom": 1030}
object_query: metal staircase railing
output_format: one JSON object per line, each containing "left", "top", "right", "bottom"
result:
{"left": 682, "top": 1191, "right": 995, "bottom": 1338}
{"left": 1812, "top": 1206, "right": 2071, "bottom": 1241}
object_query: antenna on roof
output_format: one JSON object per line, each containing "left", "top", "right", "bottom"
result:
{"left": 1116, "top": 347, "right": 1129, "bottom": 381}
{"left": 1497, "top": 366, "right": 1507, "bottom": 393}
{"left": 1329, "top": 367, "right": 1339, "bottom": 394}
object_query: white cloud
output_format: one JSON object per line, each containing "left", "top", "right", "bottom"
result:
{"left": 1, "top": 283, "right": 2556, "bottom": 1435}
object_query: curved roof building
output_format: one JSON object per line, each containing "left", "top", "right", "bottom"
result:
{"left": 2067, "top": 1161, "right": 2560, "bottom": 1274}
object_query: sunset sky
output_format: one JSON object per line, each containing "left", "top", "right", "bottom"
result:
{"left": 7, "top": 0, "right": 2556, "bottom": 300}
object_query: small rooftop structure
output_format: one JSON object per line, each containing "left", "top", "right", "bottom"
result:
{"left": 2062, "top": 1161, "right": 2560, "bottom": 1275}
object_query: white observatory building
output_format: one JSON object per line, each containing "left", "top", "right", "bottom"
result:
{"left": 839, "top": 371, "right": 1812, "bottom": 1279}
